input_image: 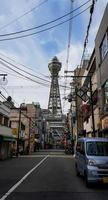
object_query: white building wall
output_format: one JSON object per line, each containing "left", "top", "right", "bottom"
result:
{"left": 0, "top": 102, "right": 10, "bottom": 116}
{"left": 0, "top": 125, "right": 13, "bottom": 137}
{"left": 84, "top": 107, "right": 99, "bottom": 134}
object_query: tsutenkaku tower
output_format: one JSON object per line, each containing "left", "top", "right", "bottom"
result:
{"left": 48, "top": 56, "right": 62, "bottom": 118}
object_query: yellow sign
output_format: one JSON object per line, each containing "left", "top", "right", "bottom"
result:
{"left": 12, "top": 128, "right": 18, "bottom": 136}
{"left": 102, "top": 116, "right": 108, "bottom": 129}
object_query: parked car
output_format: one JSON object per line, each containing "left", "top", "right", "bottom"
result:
{"left": 75, "top": 137, "right": 108, "bottom": 186}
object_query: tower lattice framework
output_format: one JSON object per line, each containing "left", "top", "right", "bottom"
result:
{"left": 48, "top": 56, "right": 62, "bottom": 118}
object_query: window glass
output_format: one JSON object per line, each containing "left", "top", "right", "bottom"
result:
{"left": 100, "top": 32, "right": 108, "bottom": 61}
{"left": 86, "top": 141, "right": 108, "bottom": 156}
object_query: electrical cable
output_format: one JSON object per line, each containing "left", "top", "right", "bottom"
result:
{"left": 0, "top": 57, "right": 50, "bottom": 83}
{"left": 0, "top": 60, "right": 49, "bottom": 87}
{"left": 0, "top": 67, "right": 33, "bottom": 80}
{"left": 0, "top": 0, "right": 48, "bottom": 31}
{"left": 80, "top": 0, "right": 97, "bottom": 67}
{"left": 0, "top": 52, "right": 48, "bottom": 78}
{"left": 0, "top": 68, "right": 42, "bottom": 89}
{"left": 0, "top": 0, "right": 91, "bottom": 37}
{"left": 63, "top": 0, "right": 74, "bottom": 112}
{"left": 0, "top": 56, "right": 71, "bottom": 89}
{"left": 0, "top": 6, "right": 91, "bottom": 41}
{"left": 75, "top": 0, "right": 97, "bottom": 84}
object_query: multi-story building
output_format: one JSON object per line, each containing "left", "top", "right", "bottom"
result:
{"left": 26, "top": 102, "right": 42, "bottom": 151}
{"left": 9, "top": 104, "right": 29, "bottom": 154}
{"left": 10, "top": 102, "right": 43, "bottom": 154}
{"left": 95, "top": 3, "right": 108, "bottom": 137}
{"left": 0, "top": 99, "right": 15, "bottom": 160}
{"left": 81, "top": 50, "right": 99, "bottom": 136}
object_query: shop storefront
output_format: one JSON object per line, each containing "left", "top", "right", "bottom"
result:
{"left": 0, "top": 135, "right": 16, "bottom": 160}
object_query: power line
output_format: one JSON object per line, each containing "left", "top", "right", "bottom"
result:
{"left": 74, "top": 0, "right": 97, "bottom": 85}
{"left": 80, "top": 0, "right": 97, "bottom": 67}
{"left": 1, "top": 64, "right": 70, "bottom": 90}
{"left": 0, "top": 67, "right": 34, "bottom": 80}
{"left": 0, "top": 0, "right": 48, "bottom": 31}
{"left": 0, "top": 57, "right": 50, "bottom": 83}
{"left": 63, "top": 0, "right": 74, "bottom": 112}
{"left": 0, "top": 0, "right": 91, "bottom": 37}
{"left": 0, "top": 6, "right": 91, "bottom": 41}
{"left": 0, "top": 52, "right": 48, "bottom": 78}
{"left": 0, "top": 89, "right": 19, "bottom": 106}
{"left": 5, "top": 85, "right": 39, "bottom": 89}
{"left": 0, "top": 58, "right": 70, "bottom": 89}
{"left": 0, "top": 60, "right": 50, "bottom": 87}
{"left": 1, "top": 67, "right": 42, "bottom": 87}
{"left": 0, "top": 91, "right": 37, "bottom": 121}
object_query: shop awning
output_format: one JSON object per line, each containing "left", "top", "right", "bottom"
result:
{"left": 0, "top": 135, "right": 16, "bottom": 142}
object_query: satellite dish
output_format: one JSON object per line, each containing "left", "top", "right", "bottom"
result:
{"left": 0, "top": 76, "right": 8, "bottom": 86}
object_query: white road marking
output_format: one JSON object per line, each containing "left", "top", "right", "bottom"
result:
{"left": 21, "top": 155, "right": 46, "bottom": 157}
{"left": 0, "top": 155, "right": 49, "bottom": 200}
{"left": 21, "top": 155, "right": 74, "bottom": 158}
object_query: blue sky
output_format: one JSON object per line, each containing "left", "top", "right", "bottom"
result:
{"left": 0, "top": 0, "right": 108, "bottom": 113}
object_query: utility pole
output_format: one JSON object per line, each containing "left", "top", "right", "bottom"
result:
{"left": 16, "top": 104, "right": 27, "bottom": 157}
{"left": 16, "top": 107, "right": 21, "bottom": 157}
{"left": 89, "top": 76, "right": 95, "bottom": 137}
{"left": 28, "top": 117, "right": 31, "bottom": 154}
{"left": 65, "top": 74, "right": 95, "bottom": 137}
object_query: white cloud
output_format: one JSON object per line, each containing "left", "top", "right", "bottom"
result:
{"left": 58, "top": 42, "right": 83, "bottom": 73}
{"left": 0, "top": 0, "right": 108, "bottom": 114}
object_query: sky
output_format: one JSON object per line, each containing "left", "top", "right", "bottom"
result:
{"left": 0, "top": 0, "right": 108, "bottom": 113}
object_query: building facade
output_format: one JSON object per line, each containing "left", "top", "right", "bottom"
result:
{"left": 0, "top": 101, "right": 15, "bottom": 160}
{"left": 9, "top": 105, "right": 29, "bottom": 155}
{"left": 95, "top": 3, "right": 108, "bottom": 137}
{"left": 81, "top": 50, "right": 99, "bottom": 137}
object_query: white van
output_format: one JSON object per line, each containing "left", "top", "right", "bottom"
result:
{"left": 75, "top": 137, "right": 108, "bottom": 186}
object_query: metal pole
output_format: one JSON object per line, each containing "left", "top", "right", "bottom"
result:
{"left": 28, "top": 117, "right": 31, "bottom": 154}
{"left": 44, "top": 127, "right": 45, "bottom": 149}
{"left": 43, "top": 120, "right": 45, "bottom": 149}
{"left": 89, "top": 76, "right": 95, "bottom": 137}
{"left": 70, "top": 104, "right": 73, "bottom": 139}
{"left": 16, "top": 107, "right": 21, "bottom": 157}
{"left": 75, "top": 86, "right": 78, "bottom": 141}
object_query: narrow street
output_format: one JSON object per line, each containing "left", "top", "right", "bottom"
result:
{"left": 0, "top": 150, "right": 108, "bottom": 200}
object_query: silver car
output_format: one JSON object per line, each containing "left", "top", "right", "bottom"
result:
{"left": 75, "top": 137, "right": 108, "bottom": 186}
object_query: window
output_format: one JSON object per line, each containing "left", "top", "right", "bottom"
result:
{"left": 4, "top": 117, "right": 9, "bottom": 126}
{"left": 103, "top": 80, "right": 108, "bottom": 104}
{"left": 0, "top": 114, "right": 3, "bottom": 125}
{"left": 76, "top": 141, "right": 85, "bottom": 154}
{"left": 100, "top": 32, "right": 108, "bottom": 61}
{"left": 86, "top": 141, "right": 108, "bottom": 156}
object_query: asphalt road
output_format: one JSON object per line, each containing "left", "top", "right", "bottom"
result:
{"left": 0, "top": 150, "right": 108, "bottom": 200}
